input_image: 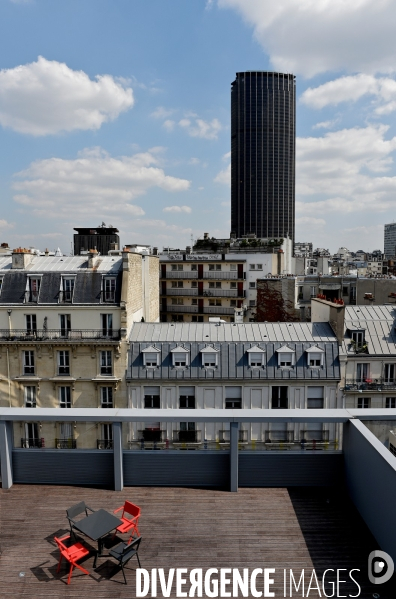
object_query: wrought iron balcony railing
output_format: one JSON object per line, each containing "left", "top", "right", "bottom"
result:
{"left": 138, "top": 429, "right": 167, "bottom": 443}
{"left": 55, "top": 438, "right": 77, "bottom": 449}
{"left": 264, "top": 430, "right": 294, "bottom": 443}
{"left": 300, "top": 430, "right": 330, "bottom": 443}
{"left": 344, "top": 379, "right": 396, "bottom": 391}
{"left": 219, "top": 429, "right": 248, "bottom": 443}
{"left": 172, "top": 430, "right": 202, "bottom": 443}
{"left": 97, "top": 439, "right": 113, "bottom": 449}
{"left": 0, "top": 329, "right": 121, "bottom": 341}
{"left": 21, "top": 437, "right": 44, "bottom": 448}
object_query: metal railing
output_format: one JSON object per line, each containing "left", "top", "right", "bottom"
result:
{"left": 203, "top": 272, "right": 241, "bottom": 279}
{"left": 264, "top": 430, "right": 294, "bottom": 443}
{"left": 166, "top": 306, "right": 199, "bottom": 313}
{"left": 20, "top": 437, "right": 45, "bottom": 448}
{"left": 172, "top": 430, "right": 202, "bottom": 443}
{"left": 163, "top": 288, "right": 243, "bottom": 298}
{"left": 138, "top": 429, "right": 167, "bottom": 443}
{"left": 344, "top": 379, "right": 396, "bottom": 391}
{"left": 165, "top": 288, "right": 199, "bottom": 296}
{"left": 0, "top": 329, "right": 121, "bottom": 341}
{"left": 203, "top": 306, "right": 235, "bottom": 315}
{"left": 97, "top": 439, "right": 113, "bottom": 449}
{"left": 55, "top": 438, "right": 77, "bottom": 449}
{"left": 219, "top": 430, "right": 248, "bottom": 443}
{"left": 164, "top": 272, "right": 198, "bottom": 279}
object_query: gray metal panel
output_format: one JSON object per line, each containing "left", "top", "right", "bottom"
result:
{"left": 0, "top": 272, "right": 27, "bottom": 304}
{"left": 12, "top": 449, "right": 114, "bottom": 486}
{"left": 239, "top": 452, "right": 344, "bottom": 487}
{"left": 123, "top": 451, "right": 229, "bottom": 488}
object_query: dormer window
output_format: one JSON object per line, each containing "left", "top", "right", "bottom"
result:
{"left": 171, "top": 346, "right": 190, "bottom": 368}
{"left": 351, "top": 330, "right": 365, "bottom": 347}
{"left": 27, "top": 277, "right": 41, "bottom": 303}
{"left": 246, "top": 345, "right": 265, "bottom": 368}
{"left": 276, "top": 346, "right": 295, "bottom": 368}
{"left": 103, "top": 277, "right": 116, "bottom": 302}
{"left": 61, "top": 277, "right": 75, "bottom": 303}
{"left": 200, "top": 346, "right": 220, "bottom": 368}
{"left": 306, "top": 345, "right": 325, "bottom": 368}
{"left": 142, "top": 345, "right": 161, "bottom": 368}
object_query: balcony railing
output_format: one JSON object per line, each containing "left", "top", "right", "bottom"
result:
{"left": 165, "top": 288, "right": 199, "bottom": 296}
{"left": 300, "top": 430, "right": 330, "bottom": 443}
{"left": 164, "top": 272, "right": 198, "bottom": 279}
{"left": 0, "top": 329, "right": 121, "bottom": 341}
{"left": 172, "top": 430, "right": 202, "bottom": 444}
{"left": 55, "top": 438, "right": 77, "bottom": 449}
{"left": 138, "top": 429, "right": 167, "bottom": 443}
{"left": 219, "top": 429, "right": 248, "bottom": 443}
{"left": 344, "top": 379, "right": 396, "bottom": 391}
{"left": 20, "top": 437, "right": 44, "bottom": 448}
{"left": 166, "top": 306, "right": 199, "bottom": 313}
{"left": 264, "top": 430, "right": 294, "bottom": 443}
{"left": 203, "top": 307, "right": 235, "bottom": 315}
{"left": 97, "top": 439, "right": 113, "bottom": 449}
{"left": 203, "top": 272, "right": 241, "bottom": 280}
{"left": 163, "top": 289, "right": 243, "bottom": 298}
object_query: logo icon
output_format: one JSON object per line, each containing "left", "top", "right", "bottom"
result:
{"left": 368, "top": 550, "right": 394, "bottom": 585}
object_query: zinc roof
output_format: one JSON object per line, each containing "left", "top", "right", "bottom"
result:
{"left": 343, "top": 305, "right": 396, "bottom": 355}
{"left": 0, "top": 255, "right": 122, "bottom": 274}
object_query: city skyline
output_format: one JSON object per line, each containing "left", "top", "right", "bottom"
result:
{"left": 1, "top": 1, "right": 396, "bottom": 253}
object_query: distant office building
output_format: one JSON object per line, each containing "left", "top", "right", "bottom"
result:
{"left": 73, "top": 224, "right": 119, "bottom": 256}
{"left": 231, "top": 71, "right": 296, "bottom": 244}
{"left": 384, "top": 223, "right": 396, "bottom": 258}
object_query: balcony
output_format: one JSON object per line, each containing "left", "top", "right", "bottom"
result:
{"left": 97, "top": 439, "right": 113, "bottom": 449}
{"left": 138, "top": 429, "right": 167, "bottom": 443}
{"left": 300, "top": 430, "right": 330, "bottom": 444}
{"left": 203, "top": 306, "right": 235, "bottom": 315}
{"left": 344, "top": 378, "right": 396, "bottom": 391}
{"left": 20, "top": 437, "right": 44, "bottom": 448}
{"left": 172, "top": 430, "right": 202, "bottom": 444}
{"left": 164, "top": 271, "right": 198, "bottom": 279}
{"left": 0, "top": 329, "right": 121, "bottom": 341}
{"left": 163, "top": 288, "right": 243, "bottom": 298}
{"left": 264, "top": 430, "right": 294, "bottom": 443}
{"left": 166, "top": 305, "right": 199, "bottom": 313}
{"left": 219, "top": 429, "right": 248, "bottom": 444}
{"left": 165, "top": 288, "right": 199, "bottom": 296}
{"left": 203, "top": 272, "right": 242, "bottom": 280}
{"left": 55, "top": 438, "right": 76, "bottom": 449}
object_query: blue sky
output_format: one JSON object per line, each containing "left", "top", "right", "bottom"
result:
{"left": 1, "top": 0, "right": 396, "bottom": 254}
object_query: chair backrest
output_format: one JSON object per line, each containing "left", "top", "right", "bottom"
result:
{"left": 123, "top": 501, "right": 140, "bottom": 519}
{"left": 120, "top": 537, "right": 142, "bottom": 563}
{"left": 54, "top": 536, "right": 68, "bottom": 553}
{"left": 66, "top": 501, "right": 87, "bottom": 521}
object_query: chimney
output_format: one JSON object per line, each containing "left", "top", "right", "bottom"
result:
{"left": 110, "top": 241, "right": 119, "bottom": 252}
{"left": 152, "top": 247, "right": 158, "bottom": 256}
{"left": 311, "top": 298, "right": 345, "bottom": 345}
{"left": 12, "top": 247, "right": 33, "bottom": 269}
{"left": 203, "top": 232, "right": 209, "bottom": 240}
{"left": 45, "top": 248, "right": 49, "bottom": 257}
{"left": 87, "top": 248, "right": 99, "bottom": 268}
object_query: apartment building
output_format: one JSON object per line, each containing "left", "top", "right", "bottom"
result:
{"left": 0, "top": 247, "right": 159, "bottom": 450}
{"left": 127, "top": 320, "right": 341, "bottom": 449}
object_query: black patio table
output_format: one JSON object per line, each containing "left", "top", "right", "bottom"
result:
{"left": 72, "top": 508, "right": 122, "bottom": 567}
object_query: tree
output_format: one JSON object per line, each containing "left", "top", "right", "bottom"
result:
{"left": 256, "top": 281, "right": 299, "bottom": 322}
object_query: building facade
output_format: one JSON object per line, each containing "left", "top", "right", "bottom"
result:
{"left": 385, "top": 223, "right": 396, "bottom": 259}
{"left": 127, "top": 321, "right": 341, "bottom": 449}
{"left": 231, "top": 71, "right": 296, "bottom": 243}
{"left": 0, "top": 247, "right": 159, "bottom": 450}
{"left": 73, "top": 225, "right": 120, "bottom": 256}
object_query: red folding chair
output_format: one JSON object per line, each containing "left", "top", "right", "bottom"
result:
{"left": 113, "top": 501, "right": 141, "bottom": 544}
{"left": 54, "top": 534, "right": 90, "bottom": 584}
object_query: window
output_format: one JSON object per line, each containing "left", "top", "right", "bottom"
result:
{"left": 230, "top": 300, "right": 237, "bottom": 307}
{"left": 28, "top": 277, "right": 41, "bottom": 302}
{"left": 357, "top": 363, "right": 370, "bottom": 382}
{"left": 386, "top": 397, "right": 396, "bottom": 408}
{"left": 247, "top": 346, "right": 265, "bottom": 367}
{"left": 172, "top": 315, "right": 184, "bottom": 322}
{"left": 23, "top": 350, "right": 35, "bottom": 374}
{"left": 307, "top": 387, "right": 324, "bottom": 409}
{"left": 385, "top": 364, "right": 395, "bottom": 382}
{"left": 191, "top": 281, "right": 198, "bottom": 288}
{"left": 59, "top": 386, "right": 71, "bottom": 408}
{"left": 256, "top": 264, "right": 262, "bottom": 270}
{"left": 249, "top": 282, "right": 256, "bottom": 289}
{"left": 225, "top": 387, "right": 242, "bottom": 409}
{"left": 249, "top": 300, "right": 256, "bottom": 307}
{"left": 171, "top": 264, "right": 183, "bottom": 271}
{"left": 306, "top": 346, "right": 325, "bottom": 368}
{"left": 230, "top": 282, "right": 237, "bottom": 289}
{"left": 200, "top": 347, "right": 219, "bottom": 368}
{"left": 100, "top": 424, "right": 113, "bottom": 448}
{"left": 276, "top": 346, "right": 295, "bottom": 367}
{"left": 172, "top": 298, "right": 183, "bottom": 305}
{"left": 61, "top": 278, "right": 75, "bottom": 302}
{"left": 171, "top": 346, "right": 189, "bottom": 367}
{"left": 209, "top": 264, "right": 221, "bottom": 271}
{"left": 142, "top": 346, "right": 160, "bottom": 367}
{"left": 171, "top": 281, "right": 183, "bottom": 288}
{"left": 249, "top": 264, "right": 256, "bottom": 270}
{"left": 310, "top": 286, "right": 316, "bottom": 298}
{"left": 342, "top": 286, "right": 349, "bottom": 297}
{"left": 100, "top": 351, "right": 112, "bottom": 375}
{"left": 103, "top": 277, "right": 116, "bottom": 302}
{"left": 191, "top": 299, "right": 198, "bottom": 305}
{"left": 180, "top": 395, "right": 195, "bottom": 408}
{"left": 352, "top": 330, "right": 365, "bottom": 347}
{"left": 58, "top": 351, "right": 70, "bottom": 375}
{"left": 26, "top": 314, "right": 37, "bottom": 333}
{"left": 209, "top": 282, "right": 221, "bottom": 288}
{"left": 272, "top": 386, "right": 288, "bottom": 409}
{"left": 59, "top": 314, "right": 71, "bottom": 337}
{"left": 101, "top": 387, "right": 113, "bottom": 408}
{"left": 230, "top": 264, "right": 237, "bottom": 271}
{"left": 190, "top": 264, "right": 197, "bottom": 271}
{"left": 101, "top": 313, "right": 113, "bottom": 337}
{"left": 24, "top": 386, "right": 36, "bottom": 408}
{"left": 144, "top": 395, "right": 160, "bottom": 408}
{"left": 357, "top": 397, "right": 370, "bottom": 408}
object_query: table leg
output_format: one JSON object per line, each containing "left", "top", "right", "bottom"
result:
{"left": 93, "top": 539, "right": 102, "bottom": 569}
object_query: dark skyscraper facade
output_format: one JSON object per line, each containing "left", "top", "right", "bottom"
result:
{"left": 231, "top": 71, "right": 296, "bottom": 243}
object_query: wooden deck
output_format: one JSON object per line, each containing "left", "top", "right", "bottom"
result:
{"left": 0, "top": 484, "right": 394, "bottom": 598}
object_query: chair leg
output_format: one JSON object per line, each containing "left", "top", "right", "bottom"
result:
{"left": 67, "top": 563, "right": 74, "bottom": 585}
{"left": 121, "top": 563, "right": 127, "bottom": 585}
{"left": 57, "top": 555, "right": 63, "bottom": 573}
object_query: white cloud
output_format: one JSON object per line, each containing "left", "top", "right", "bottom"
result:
{"left": 296, "top": 216, "right": 325, "bottom": 227}
{"left": 312, "top": 120, "right": 340, "bottom": 130}
{"left": 214, "top": 162, "right": 231, "bottom": 185}
{"left": 296, "top": 124, "right": 396, "bottom": 217}
{"left": 302, "top": 74, "right": 396, "bottom": 114}
{"left": 163, "top": 119, "right": 175, "bottom": 132}
{"left": 163, "top": 205, "right": 192, "bottom": 213}
{"left": 0, "top": 219, "right": 13, "bottom": 229}
{"left": 151, "top": 106, "right": 175, "bottom": 119}
{"left": 179, "top": 117, "right": 222, "bottom": 140}
{"left": 218, "top": 0, "right": 396, "bottom": 77}
{"left": 12, "top": 148, "right": 191, "bottom": 219}
{"left": 0, "top": 56, "right": 134, "bottom": 135}
{"left": 189, "top": 157, "right": 201, "bottom": 165}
